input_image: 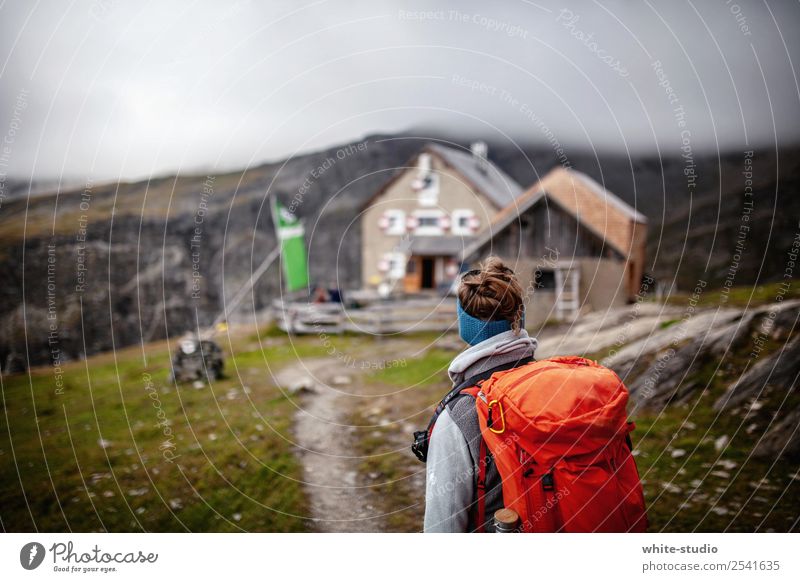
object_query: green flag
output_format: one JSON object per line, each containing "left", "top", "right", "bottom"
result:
{"left": 273, "top": 200, "right": 309, "bottom": 292}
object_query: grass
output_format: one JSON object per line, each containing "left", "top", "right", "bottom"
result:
{"left": 367, "top": 348, "right": 453, "bottom": 388}
{"left": 347, "top": 347, "right": 455, "bottom": 532}
{"left": 350, "top": 328, "right": 799, "bottom": 532}
{"left": 0, "top": 330, "right": 337, "bottom": 532}
{"left": 3, "top": 304, "right": 797, "bottom": 533}
{"left": 634, "top": 412, "right": 800, "bottom": 531}
{"left": 663, "top": 280, "right": 798, "bottom": 309}
{"left": 631, "top": 340, "right": 800, "bottom": 532}
{"left": 659, "top": 318, "right": 681, "bottom": 330}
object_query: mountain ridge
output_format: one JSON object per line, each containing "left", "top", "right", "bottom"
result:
{"left": 1, "top": 133, "right": 797, "bottom": 368}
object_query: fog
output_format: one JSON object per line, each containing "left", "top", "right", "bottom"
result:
{"left": 1, "top": 0, "right": 799, "bottom": 180}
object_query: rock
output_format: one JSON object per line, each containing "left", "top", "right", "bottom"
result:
{"left": 173, "top": 339, "right": 225, "bottom": 383}
{"left": 753, "top": 407, "right": 800, "bottom": 459}
{"left": 192, "top": 381, "right": 205, "bottom": 390}
{"left": 714, "top": 435, "right": 729, "bottom": 452}
{"left": 710, "top": 506, "right": 729, "bottom": 516}
{"left": 609, "top": 308, "right": 743, "bottom": 399}
{"left": 622, "top": 300, "right": 800, "bottom": 415}
{"left": 714, "top": 310, "right": 800, "bottom": 411}
{"left": 661, "top": 482, "right": 682, "bottom": 494}
{"left": 671, "top": 449, "right": 686, "bottom": 458}
{"left": 97, "top": 438, "right": 112, "bottom": 449}
{"left": 710, "top": 470, "right": 730, "bottom": 479}
{"left": 715, "top": 459, "right": 737, "bottom": 470}
{"left": 331, "top": 375, "right": 352, "bottom": 386}
{"left": 288, "top": 377, "right": 316, "bottom": 395}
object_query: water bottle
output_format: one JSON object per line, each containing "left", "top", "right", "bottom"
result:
{"left": 493, "top": 508, "right": 520, "bottom": 533}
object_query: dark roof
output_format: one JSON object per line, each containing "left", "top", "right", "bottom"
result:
{"left": 424, "top": 144, "right": 523, "bottom": 208}
{"left": 361, "top": 142, "right": 523, "bottom": 211}
{"left": 462, "top": 167, "right": 647, "bottom": 260}
{"left": 410, "top": 235, "right": 474, "bottom": 256}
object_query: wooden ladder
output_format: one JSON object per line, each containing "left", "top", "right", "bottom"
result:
{"left": 554, "top": 267, "right": 580, "bottom": 320}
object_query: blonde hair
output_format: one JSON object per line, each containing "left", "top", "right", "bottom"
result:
{"left": 457, "top": 256, "right": 525, "bottom": 332}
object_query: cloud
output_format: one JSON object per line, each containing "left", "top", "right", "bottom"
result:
{"left": 1, "top": 0, "right": 799, "bottom": 180}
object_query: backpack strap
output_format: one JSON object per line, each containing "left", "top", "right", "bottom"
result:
{"left": 625, "top": 421, "right": 636, "bottom": 451}
{"left": 411, "top": 355, "right": 534, "bottom": 462}
{"left": 475, "top": 437, "right": 488, "bottom": 532}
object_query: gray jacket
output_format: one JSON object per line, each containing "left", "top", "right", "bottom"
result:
{"left": 423, "top": 330, "right": 537, "bottom": 532}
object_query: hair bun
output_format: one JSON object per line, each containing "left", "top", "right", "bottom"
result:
{"left": 458, "top": 256, "right": 524, "bottom": 331}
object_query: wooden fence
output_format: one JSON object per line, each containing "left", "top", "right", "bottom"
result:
{"left": 272, "top": 297, "right": 457, "bottom": 335}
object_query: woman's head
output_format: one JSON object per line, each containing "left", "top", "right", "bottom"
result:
{"left": 457, "top": 256, "right": 525, "bottom": 345}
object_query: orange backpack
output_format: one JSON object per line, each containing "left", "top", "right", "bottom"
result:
{"left": 414, "top": 356, "right": 648, "bottom": 532}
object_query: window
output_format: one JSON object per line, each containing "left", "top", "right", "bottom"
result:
{"left": 386, "top": 252, "right": 407, "bottom": 280}
{"left": 413, "top": 210, "right": 445, "bottom": 236}
{"left": 417, "top": 173, "right": 439, "bottom": 206}
{"left": 451, "top": 209, "right": 477, "bottom": 236}
{"left": 411, "top": 154, "right": 438, "bottom": 206}
{"left": 534, "top": 268, "right": 556, "bottom": 290}
{"left": 381, "top": 209, "right": 406, "bottom": 235}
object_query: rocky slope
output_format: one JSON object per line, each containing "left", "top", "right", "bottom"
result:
{"left": 1, "top": 135, "right": 798, "bottom": 368}
{"left": 622, "top": 298, "right": 799, "bottom": 461}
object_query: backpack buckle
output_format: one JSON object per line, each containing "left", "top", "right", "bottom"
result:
{"left": 412, "top": 430, "right": 429, "bottom": 462}
{"left": 487, "top": 399, "right": 506, "bottom": 434}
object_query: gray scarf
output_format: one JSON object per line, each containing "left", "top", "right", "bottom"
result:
{"left": 447, "top": 329, "right": 538, "bottom": 387}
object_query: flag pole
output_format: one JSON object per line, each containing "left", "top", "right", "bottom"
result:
{"left": 270, "top": 193, "right": 285, "bottom": 295}
{"left": 207, "top": 191, "right": 283, "bottom": 333}
{"left": 211, "top": 246, "right": 281, "bottom": 329}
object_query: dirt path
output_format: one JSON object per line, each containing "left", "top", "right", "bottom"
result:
{"left": 276, "top": 356, "right": 386, "bottom": 532}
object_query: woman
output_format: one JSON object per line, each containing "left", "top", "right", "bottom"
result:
{"left": 424, "top": 257, "right": 537, "bottom": 533}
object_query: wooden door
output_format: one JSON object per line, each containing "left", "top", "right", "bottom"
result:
{"left": 403, "top": 256, "right": 421, "bottom": 293}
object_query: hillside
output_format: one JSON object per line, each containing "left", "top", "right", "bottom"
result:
{"left": 2, "top": 298, "right": 796, "bottom": 532}
{"left": 1, "top": 135, "right": 798, "bottom": 368}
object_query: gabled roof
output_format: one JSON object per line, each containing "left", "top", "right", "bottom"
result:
{"left": 361, "top": 142, "right": 523, "bottom": 211}
{"left": 462, "top": 166, "right": 648, "bottom": 260}
{"left": 424, "top": 143, "right": 523, "bottom": 208}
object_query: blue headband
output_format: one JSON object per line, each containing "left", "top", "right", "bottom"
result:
{"left": 457, "top": 300, "right": 523, "bottom": 346}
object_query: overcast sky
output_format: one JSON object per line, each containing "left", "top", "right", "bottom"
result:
{"left": 1, "top": 0, "right": 799, "bottom": 180}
